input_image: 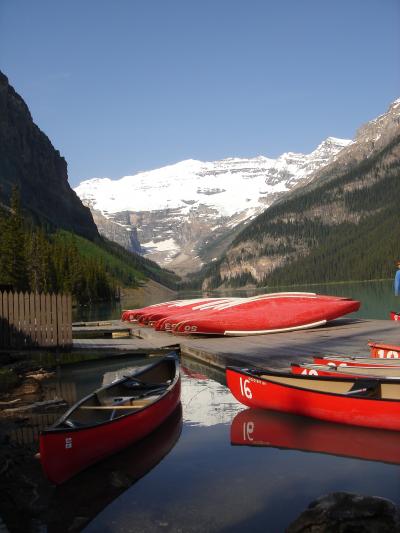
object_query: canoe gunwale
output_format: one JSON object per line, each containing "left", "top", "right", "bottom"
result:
{"left": 41, "top": 350, "right": 180, "bottom": 435}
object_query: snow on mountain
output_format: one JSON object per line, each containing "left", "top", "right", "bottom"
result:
{"left": 76, "top": 137, "right": 351, "bottom": 218}
{"left": 74, "top": 137, "right": 351, "bottom": 274}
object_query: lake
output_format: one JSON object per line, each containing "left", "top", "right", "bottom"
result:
{"left": 47, "top": 280, "right": 400, "bottom": 532}
{"left": 73, "top": 279, "right": 399, "bottom": 323}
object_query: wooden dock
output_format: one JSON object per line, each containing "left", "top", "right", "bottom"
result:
{"left": 72, "top": 318, "right": 400, "bottom": 369}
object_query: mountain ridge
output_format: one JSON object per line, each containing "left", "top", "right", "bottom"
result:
{"left": 75, "top": 136, "right": 351, "bottom": 275}
{"left": 197, "top": 97, "right": 400, "bottom": 289}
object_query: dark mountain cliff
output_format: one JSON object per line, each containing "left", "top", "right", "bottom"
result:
{"left": 0, "top": 71, "right": 98, "bottom": 240}
{"left": 199, "top": 99, "right": 400, "bottom": 289}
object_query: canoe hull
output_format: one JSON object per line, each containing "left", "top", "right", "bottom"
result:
{"left": 313, "top": 355, "right": 400, "bottom": 368}
{"left": 40, "top": 357, "right": 181, "bottom": 485}
{"left": 174, "top": 294, "right": 360, "bottom": 336}
{"left": 226, "top": 367, "right": 400, "bottom": 431}
{"left": 369, "top": 341, "right": 400, "bottom": 359}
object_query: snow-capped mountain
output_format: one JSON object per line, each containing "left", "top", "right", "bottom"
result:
{"left": 74, "top": 137, "right": 351, "bottom": 275}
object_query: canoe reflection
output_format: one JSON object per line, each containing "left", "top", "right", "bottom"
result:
{"left": 230, "top": 408, "right": 400, "bottom": 465}
{"left": 45, "top": 404, "right": 182, "bottom": 533}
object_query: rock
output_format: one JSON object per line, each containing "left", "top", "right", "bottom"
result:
{"left": 286, "top": 492, "right": 400, "bottom": 532}
{"left": 0, "top": 70, "right": 99, "bottom": 240}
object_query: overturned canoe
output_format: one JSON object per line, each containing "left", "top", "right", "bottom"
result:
{"left": 172, "top": 293, "right": 360, "bottom": 336}
{"left": 40, "top": 351, "right": 181, "bottom": 484}
{"left": 226, "top": 365, "right": 400, "bottom": 430}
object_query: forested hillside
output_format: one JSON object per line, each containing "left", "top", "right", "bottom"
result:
{"left": 0, "top": 189, "right": 179, "bottom": 303}
{"left": 197, "top": 126, "right": 400, "bottom": 290}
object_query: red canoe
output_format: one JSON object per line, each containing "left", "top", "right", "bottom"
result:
{"left": 121, "top": 300, "right": 178, "bottom": 322}
{"left": 173, "top": 293, "right": 360, "bottom": 336}
{"left": 291, "top": 362, "right": 400, "bottom": 378}
{"left": 230, "top": 408, "right": 400, "bottom": 465}
{"left": 292, "top": 363, "right": 400, "bottom": 378}
{"left": 136, "top": 298, "right": 229, "bottom": 325}
{"left": 226, "top": 366, "right": 400, "bottom": 430}
{"left": 144, "top": 298, "right": 235, "bottom": 327}
{"left": 47, "top": 405, "right": 182, "bottom": 532}
{"left": 313, "top": 354, "right": 400, "bottom": 368}
{"left": 369, "top": 341, "right": 400, "bottom": 359}
{"left": 156, "top": 298, "right": 243, "bottom": 331}
{"left": 40, "top": 351, "right": 181, "bottom": 484}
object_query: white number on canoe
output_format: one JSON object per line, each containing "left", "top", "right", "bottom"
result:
{"left": 184, "top": 325, "right": 198, "bottom": 332}
{"left": 65, "top": 437, "right": 72, "bottom": 449}
{"left": 243, "top": 421, "right": 254, "bottom": 441}
{"left": 301, "top": 369, "right": 319, "bottom": 376}
{"left": 378, "top": 349, "right": 399, "bottom": 359}
{"left": 239, "top": 377, "right": 253, "bottom": 399}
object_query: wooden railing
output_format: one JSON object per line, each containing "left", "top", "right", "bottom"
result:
{"left": 0, "top": 291, "right": 72, "bottom": 349}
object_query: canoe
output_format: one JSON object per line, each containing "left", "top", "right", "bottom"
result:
{"left": 46, "top": 405, "right": 182, "bottom": 532}
{"left": 40, "top": 351, "right": 181, "bottom": 484}
{"left": 230, "top": 408, "right": 400, "bottom": 465}
{"left": 225, "top": 365, "right": 400, "bottom": 430}
{"left": 120, "top": 298, "right": 215, "bottom": 322}
{"left": 155, "top": 298, "right": 244, "bottom": 331}
{"left": 313, "top": 354, "right": 400, "bottom": 368}
{"left": 172, "top": 293, "right": 360, "bottom": 336}
{"left": 136, "top": 298, "right": 229, "bottom": 325}
{"left": 144, "top": 298, "right": 236, "bottom": 327}
{"left": 291, "top": 363, "right": 400, "bottom": 379}
{"left": 121, "top": 300, "right": 178, "bottom": 321}
{"left": 291, "top": 362, "right": 400, "bottom": 378}
{"left": 369, "top": 341, "right": 400, "bottom": 359}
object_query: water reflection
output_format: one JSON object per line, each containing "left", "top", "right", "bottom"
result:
{"left": 231, "top": 408, "right": 400, "bottom": 465}
{"left": 45, "top": 405, "right": 182, "bottom": 533}
{"left": 40, "top": 355, "right": 400, "bottom": 533}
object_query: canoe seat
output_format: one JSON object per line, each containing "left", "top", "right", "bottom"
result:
{"left": 62, "top": 419, "right": 86, "bottom": 429}
{"left": 346, "top": 380, "right": 380, "bottom": 399}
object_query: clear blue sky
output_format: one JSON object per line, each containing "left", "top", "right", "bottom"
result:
{"left": 1, "top": 0, "right": 399, "bottom": 187}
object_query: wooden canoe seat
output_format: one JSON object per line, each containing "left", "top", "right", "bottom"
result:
{"left": 79, "top": 397, "right": 155, "bottom": 410}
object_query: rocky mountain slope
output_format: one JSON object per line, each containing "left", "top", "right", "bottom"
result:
{"left": 198, "top": 98, "right": 400, "bottom": 289}
{"left": 75, "top": 138, "right": 351, "bottom": 275}
{"left": 0, "top": 71, "right": 98, "bottom": 240}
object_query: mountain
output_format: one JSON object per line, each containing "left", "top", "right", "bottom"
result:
{"left": 197, "top": 98, "right": 400, "bottom": 290}
{"left": 75, "top": 137, "right": 351, "bottom": 275}
{"left": 0, "top": 71, "right": 98, "bottom": 240}
{"left": 0, "top": 71, "right": 180, "bottom": 296}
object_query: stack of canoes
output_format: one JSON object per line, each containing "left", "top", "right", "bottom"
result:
{"left": 121, "top": 292, "right": 360, "bottom": 336}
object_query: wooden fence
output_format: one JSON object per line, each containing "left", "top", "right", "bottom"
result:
{"left": 0, "top": 291, "right": 72, "bottom": 349}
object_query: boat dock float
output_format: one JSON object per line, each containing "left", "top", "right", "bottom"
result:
{"left": 71, "top": 318, "right": 400, "bottom": 370}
